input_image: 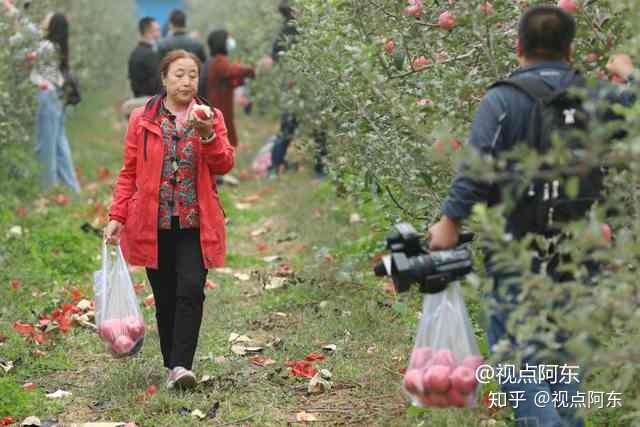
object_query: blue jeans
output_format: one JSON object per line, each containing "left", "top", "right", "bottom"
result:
{"left": 35, "top": 89, "right": 80, "bottom": 192}
{"left": 486, "top": 272, "right": 585, "bottom": 427}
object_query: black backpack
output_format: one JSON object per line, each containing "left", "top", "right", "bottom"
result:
{"left": 62, "top": 69, "right": 81, "bottom": 106}
{"left": 491, "top": 71, "right": 606, "bottom": 237}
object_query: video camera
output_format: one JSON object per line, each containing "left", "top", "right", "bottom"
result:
{"left": 373, "top": 222, "right": 474, "bottom": 294}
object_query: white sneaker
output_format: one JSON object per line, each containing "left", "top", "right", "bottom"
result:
{"left": 167, "top": 366, "right": 196, "bottom": 390}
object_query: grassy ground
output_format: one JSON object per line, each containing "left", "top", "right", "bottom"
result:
{"left": 6, "top": 86, "right": 630, "bottom": 426}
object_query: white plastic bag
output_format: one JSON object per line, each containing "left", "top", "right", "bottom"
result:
{"left": 402, "top": 282, "right": 484, "bottom": 408}
{"left": 93, "top": 242, "right": 145, "bottom": 358}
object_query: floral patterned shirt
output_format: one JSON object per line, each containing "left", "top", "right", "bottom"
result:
{"left": 157, "top": 102, "right": 200, "bottom": 230}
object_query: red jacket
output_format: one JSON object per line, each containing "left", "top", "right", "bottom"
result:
{"left": 108, "top": 96, "right": 235, "bottom": 269}
{"left": 204, "top": 54, "right": 255, "bottom": 147}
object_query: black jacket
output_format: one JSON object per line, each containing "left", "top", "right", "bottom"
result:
{"left": 157, "top": 31, "right": 207, "bottom": 64}
{"left": 128, "top": 41, "right": 161, "bottom": 97}
{"left": 271, "top": 19, "right": 298, "bottom": 61}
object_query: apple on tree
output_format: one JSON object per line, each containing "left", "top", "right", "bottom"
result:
{"left": 438, "top": 11, "right": 456, "bottom": 30}
{"left": 558, "top": 0, "right": 577, "bottom": 13}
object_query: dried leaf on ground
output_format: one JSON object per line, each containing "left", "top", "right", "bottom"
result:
{"left": 322, "top": 344, "right": 337, "bottom": 353}
{"left": 295, "top": 411, "right": 318, "bottom": 422}
{"left": 307, "top": 373, "right": 332, "bottom": 395}
{"left": 241, "top": 194, "right": 261, "bottom": 204}
{"left": 191, "top": 409, "right": 206, "bottom": 419}
{"left": 249, "top": 355, "right": 275, "bottom": 367}
{"left": 76, "top": 299, "right": 92, "bottom": 311}
{"left": 262, "top": 255, "right": 281, "bottom": 263}
{"left": 265, "top": 277, "right": 286, "bottom": 290}
{"left": 233, "top": 273, "right": 251, "bottom": 282}
{"left": 46, "top": 390, "right": 72, "bottom": 399}
{"left": 20, "top": 416, "right": 41, "bottom": 426}
{"left": 234, "top": 203, "right": 252, "bottom": 211}
{"left": 231, "top": 344, "right": 247, "bottom": 356}
{"left": 228, "top": 333, "right": 251, "bottom": 343}
{"left": 250, "top": 228, "right": 268, "bottom": 237}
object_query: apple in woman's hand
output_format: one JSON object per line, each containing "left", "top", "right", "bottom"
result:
{"left": 192, "top": 105, "right": 212, "bottom": 121}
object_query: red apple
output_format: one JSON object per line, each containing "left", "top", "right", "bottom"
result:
{"left": 427, "top": 392, "right": 449, "bottom": 408}
{"left": 601, "top": 223, "right": 612, "bottom": 242}
{"left": 416, "top": 98, "right": 434, "bottom": 107}
{"left": 558, "top": 0, "right": 577, "bottom": 13}
{"left": 99, "top": 318, "right": 124, "bottom": 342}
{"left": 404, "top": 0, "right": 423, "bottom": 17}
{"left": 424, "top": 365, "right": 452, "bottom": 393}
{"left": 54, "top": 194, "right": 69, "bottom": 205}
{"left": 403, "top": 369, "right": 423, "bottom": 395}
{"left": 610, "top": 73, "right": 625, "bottom": 84}
{"left": 479, "top": 2, "right": 493, "bottom": 15}
{"left": 124, "top": 315, "right": 145, "bottom": 340}
{"left": 438, "top": 11, "right": 456, "bottom": 30}
{"left": 409, "top": 347, "right": 433, "bottom": 369}
{"left": 383, "top": 39, "right": 395, "bottom": 54}
{"left": 431, "top": 349, "right": 458, "bottom": 367}
{"left": 412, "top": 55, "right": 430, "bottom": 70}
{"left": 450, "top": 366, "right": 477, "bottom": 394}
{"left": 194, "top": 107, "right": 211, "bottom": 120}
{"left": 446, "top": 387, "right": 468, "bottom": 407}
{"left": 25, "top": 51, "right": 37, "bottom": 61}
{"left": 112, "top": 335, "right": 134, "bottom": 354}
{"left": 462, "top": 355, "right": 484, "bottom": 372}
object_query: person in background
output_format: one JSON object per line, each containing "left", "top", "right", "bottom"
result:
{"left": 105, "top": 50, "right": 234, "bottom": 390}
{"left": 201, "top": 29, "right": 255, "bottom": 148}
{"left": 157, "top": 9, "right": 206, "bottom": 64}
{"left": 267, "top": 0, "right": 299, "bottom": 175}
{"left": 123, "top": 16, "right": 162, "bottom": 119}
{"left": 2, "top": 0, "right": 80, "bottom": 192}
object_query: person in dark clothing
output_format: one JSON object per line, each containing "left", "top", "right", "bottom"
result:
{"left": 157, "top": 9, "right": 206, "bottom": 64}
{"left": 128, "top": 17, "right": 161, "bottom": 98}
{"left": 428, "top": 6, "right": 636, "bottom": 427}
{"left": 268, "top": 0, "right": 301, "bottom": 175}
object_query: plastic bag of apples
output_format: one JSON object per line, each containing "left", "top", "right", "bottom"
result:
{"left": 93, "top": 242, "right": 145, "bottom": 358}
{"left": 403, "top": 282, "right": 484, "bottom": 408}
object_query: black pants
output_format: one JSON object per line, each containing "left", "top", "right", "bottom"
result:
{"left": 146, "top": 217, "right": 207, "bottom": 370}
{"left": 270, "top": 112, "right": 298, "bottom": 171}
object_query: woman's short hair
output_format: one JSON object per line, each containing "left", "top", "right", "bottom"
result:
{"left": 159, "top": 49, "right": 202, "bottom": 78}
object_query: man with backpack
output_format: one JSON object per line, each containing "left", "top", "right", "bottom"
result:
{"left": 427, "top": 6, "right": 636, "bottom": 426}
{"left": 157, "top": 9, "right": 206, "bottom": 64}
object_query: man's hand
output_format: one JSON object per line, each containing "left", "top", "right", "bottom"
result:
{"left": 607, "top": 54, "right": 635, "bottom": 81}
{"left": 427, "top": 216, "right": 461, "bottom": 251}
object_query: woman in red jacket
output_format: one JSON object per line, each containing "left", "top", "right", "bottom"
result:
{"left": 202, "top": 29, "right": 255, "bottom": 147}
{"left": 104, "top": 50, "right": 234, "bottom": 390}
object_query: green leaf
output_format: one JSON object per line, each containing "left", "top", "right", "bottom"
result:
{"left": 565, "top": 177, "right": 580, "bottom": 199}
